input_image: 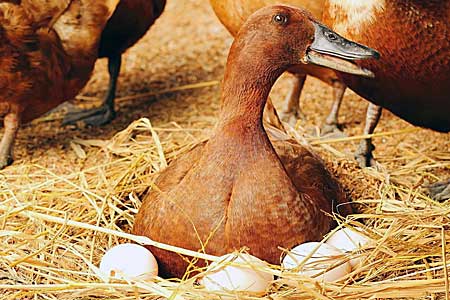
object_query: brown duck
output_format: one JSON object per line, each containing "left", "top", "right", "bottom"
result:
{"left": 0, "top": 0, "right": 120, "bottom": 169}
{"left": 63, "top": 0, "right": 166, "bottom": 126}
{"left": 133, "top": 5, "right": 379, "bottom": 278}
{"left": 209, "top": 0, "right": 347, "bottom": 131}
{"left": 323, "top": 0, "right": 450, "bottom": 198}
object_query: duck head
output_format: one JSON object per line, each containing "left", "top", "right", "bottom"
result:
{"left": 234, "top": 5, "right": 379, "bottom": 78}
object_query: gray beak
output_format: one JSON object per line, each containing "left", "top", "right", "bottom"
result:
{"left": 304, "top": 23, "right": 380, "bottom": 77}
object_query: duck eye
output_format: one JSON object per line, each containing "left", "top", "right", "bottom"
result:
{"left": 273, "top": 13, "right": 288, "bottom": 25}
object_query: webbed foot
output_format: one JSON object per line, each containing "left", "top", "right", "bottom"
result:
{"left": 63, "top": 54, "right": 121, "bottom": 127}
{"left": 62, "top": 104, "right": 116, "bottom": 126}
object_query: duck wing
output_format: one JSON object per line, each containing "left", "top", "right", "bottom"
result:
{"left": 267, "top": 124, "right": 352, "bottom": 218}
{"left": 150, "top": 141, "right": 207, "bottom": 192}
{"left": 133, "top": 140, "right": 232, "bottom": 278}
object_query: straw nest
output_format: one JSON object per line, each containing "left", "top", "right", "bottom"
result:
{"left": 1, "top": 112, "right": 449, "bottom": 300}
{"left": 1, "top": 0, "right": 449, "bottom": 299}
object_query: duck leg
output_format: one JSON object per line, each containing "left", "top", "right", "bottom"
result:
{"left": 354, "top": 103, "right": 382, "bottom": 168}
{"left": 321, "top": 81, "right": 346, "bottom": 135}
{"left": 63, "top": 54, "right": 121, "bottom": 126}
{"left": 427, "top": 179, "right": 450, "bottom": 201}
{"left": 279, "top": 73, "right": 306, "bottom": 126}
{"left": 0, "top": 112, "right": 20, "bottom": 169}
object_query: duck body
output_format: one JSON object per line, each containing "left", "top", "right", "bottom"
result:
{"left": 209, "top": 0, "right": 346, "bottom": 129}
{"left": 323, "top": 0, "right": 450, "bottom": 132}
{"left": 133, "top": 120, "right": 343, "bottom": 278}
{"left": 0, "top": 3, "right": 68, "bottom": 124}
{"left": 0, "top": 0, "right": 120, "bottom": 168}
{"left": 62, "top": 0, "right": 166, "bottom": 126}
{"left": 0, "top": 1, "right": 111, "bottom": 122}
{"left": 133, "top": 5, "right": 379, "bottom": 278}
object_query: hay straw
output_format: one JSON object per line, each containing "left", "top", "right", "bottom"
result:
{"left": 75, "top": 80, "right": 220, "bottom": 103}
{"left": 1, "top": 117, "right": 450, "bottom": 300}
{"left": 34, "top": 80, "right": 220, "bottom": 124}
{"left": 0, "top": 205, "right": 219, "bottom": 262}
{"left": 4, "top": 0, "right": 448, "bottom": 295}
{"left": 308, "top": 128, "right": 420, "bottom": 145}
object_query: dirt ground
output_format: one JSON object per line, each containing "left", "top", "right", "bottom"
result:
{"left": 1, "top": 0, "right": 450, "bottom": 298}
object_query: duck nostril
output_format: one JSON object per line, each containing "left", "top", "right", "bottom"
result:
{"left": 327, "top": 32, "right": 338, "bottom": 41}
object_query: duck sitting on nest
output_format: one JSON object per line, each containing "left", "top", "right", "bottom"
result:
{"left": 133, "top": 5, "right": 379, "bottom": 278}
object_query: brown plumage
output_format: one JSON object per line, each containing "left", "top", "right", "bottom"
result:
{"left": 132, "top": 5, "right": 380, "bottom": 278}
{"left": 62, "top": 0, "right": 166, "bottom": 126}
{"left": 209, "top": 0, "right": 347, "bottom": 130}
{"left": 210, "top": 0, "right": 324, "bottom": 34}
{"left": 0, "top": 0, "right": 120, "bottom": 168}
{"left": 323, "top": 0, "right": 450, "bottom": 190}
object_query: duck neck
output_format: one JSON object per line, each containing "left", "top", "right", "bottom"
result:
{"left": 217, "top": 42, "right": 285, "bottom": 132}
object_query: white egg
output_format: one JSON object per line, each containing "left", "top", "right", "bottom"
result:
{"left": 201, "top": 253, "right": 274, "bottom": 294}
{"left": 282, "top": 242, "right": 350, "bottom": 282}
{"left": 99, "top": 243, "right": 158, "bottom": 281}
{"left": 326, "top": 228, "right": 371, "bottom": 268}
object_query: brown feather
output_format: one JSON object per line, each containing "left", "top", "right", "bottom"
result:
{"left": 0, "top": 0, "right": 120, "bottom": 167}
{"left": 323, "top": 0, "right": 450, "bottom": 132}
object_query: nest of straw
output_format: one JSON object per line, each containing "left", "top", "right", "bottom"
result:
{"left": 1, "top": 111, "right": 449, "bottom": 300}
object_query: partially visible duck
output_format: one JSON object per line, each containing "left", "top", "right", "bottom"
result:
{"left": 0, "top": 0, "right": 120, "bottom": 168}
{"left": 63, "top": 0, "right": 166, "bottom": 126}
{"left": 323, "top": 1, "right": 450, "bottom": 197}
{"left": 133, "top": 5, "right": 379, "bottom": 278}
{"left": 209, "top": 0, "right": 347, "bottom": 131}
{"left": 210, "top": 0, "right": 324, "bottom": 34}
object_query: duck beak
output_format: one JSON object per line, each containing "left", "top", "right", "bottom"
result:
{"left": 303, "top": 23, "right": 380, "bottom": 78}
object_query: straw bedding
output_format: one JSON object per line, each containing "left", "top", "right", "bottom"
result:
{"left": 0, "top": 0, "right": 449, "bottom": 299}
